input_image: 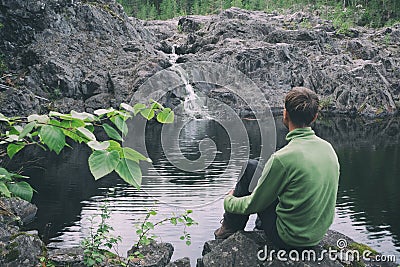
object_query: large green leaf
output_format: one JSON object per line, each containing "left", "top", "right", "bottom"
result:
{"left": 115, "top": 158, "right": 142, "bottom": 189}
{"left": 71, "top": 110, "right": 95, "bottom": 121}
{"left": 0, "top": 182, "right": 11, "bottom": 197}
{"left": 63, "top": 129, "right": 86, "bottom": 143}
{"left": 39, "top": 125, "right": 66, "bottom": 154}
{"left": 60, "top": 118, "right": 86, "bottom": 129}
{"left": 140, "top": 108, "right": 155, "bottom": 120}
{"left": 102, "top": 123, "right": 123, "bottom": 141}
{"left": 110, "top": 116, "right": 128, "bottom": 136}
{"left": 120, "top": 103, "right": 134, "bottom": 113}
{"left": 27, "top": 114, "right": 49, "bottom": 124}
{"left": 0, "top": 168, "right": 12, "bottom": 181}
{"left": 77, "top": 127, "right": 96, "bottom": 141}
{"left": 151, "top": 100, "right": 163, "bottom": 110}
{"left": 121, "top": 147, "right": 151, "bottom": 162}
{"left": 7, "top": 181, "right": 33, "bottom": 201}
{"left": 49, "top": 111, "right": 73, "bottom": 120}
{"left": 87, "top": 141, "right": 110, "bottom": 151}
{"left": 19, "top": 121, "right": 36, "bottom": 139}
{"left": 88, "top": 150, "right": 120, "bottom": 180}
{"left": 107, "top": 140, "right": 122, "bottom": 152}
{"left": 133, "top": 103, "right": 146, "bottom": 115}
{"left": 7, "top": 143, "right": 25, "bottom": 159}
{"left": 93, "top": 108, "right": 109, "bottom": 116}
{"left": 156, "top": 108, "right": 174, "bottom": 123}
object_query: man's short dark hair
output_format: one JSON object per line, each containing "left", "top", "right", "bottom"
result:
{"left": 285, "top": 87, "right": 319, "bottom": 127}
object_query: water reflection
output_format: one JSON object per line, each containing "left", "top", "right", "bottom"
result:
{"left": 14, "top": 115, "right": 400, "bottom": 263}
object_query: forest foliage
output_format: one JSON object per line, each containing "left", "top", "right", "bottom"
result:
{"left": 117, "top": 0, "right": 400, "bottom": 28}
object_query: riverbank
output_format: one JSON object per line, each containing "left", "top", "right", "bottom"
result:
{"left": 1, "top": 197, "right": 398, "bottom": 266}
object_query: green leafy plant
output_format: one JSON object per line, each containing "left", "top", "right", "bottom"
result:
{"left": 0, "top": 100, "right": 175, "bottom": 201}
{"left": 129, "top": 209, "right": 197, "bottom": 260}
{"left": 39, "top": 255, "right": 55, "bottom": 267}
{"left": 81, "top": 204, "right": 124, "bottom": 267}
{"left": 81, "top": 205, "right": 197, "bottom": 266}
{"left": 0, "top": 167, "right": 32, "bottom": 201}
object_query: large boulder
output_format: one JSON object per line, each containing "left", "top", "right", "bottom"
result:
{"left": 0, "top": 198, "right": 43, "bottom": 267}
{"left": 0, "top": 230, "right": 44, "bottom": 267}
{"left": 197, "top": 230, "right": 398, "bottom": 267}
{"left": 0, "top": 197, "right": 37, "bottom": 225}
{"left": 127, "top": 242, "right": 175, "bottom": 267}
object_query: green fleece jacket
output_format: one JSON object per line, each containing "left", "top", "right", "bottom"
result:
{"left": 224, "top": 127, "right": 340, "bottom": 247}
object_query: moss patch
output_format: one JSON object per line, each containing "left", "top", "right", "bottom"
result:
{"left": 4, "top": 241, "right": 19, "bottom": 263}
{"left": 347, "top": 242, "right": 378, "bottom": 256}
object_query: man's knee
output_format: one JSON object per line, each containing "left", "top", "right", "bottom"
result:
{"left": 234, "top": 159, "right": 260, "bottom": 195}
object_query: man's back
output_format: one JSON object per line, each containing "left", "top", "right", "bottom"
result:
{"left": 217, "top": 87, "right": 340, "bottom": 249}
{"left": 275, "top": 127, "right": 340, "bottom": 247}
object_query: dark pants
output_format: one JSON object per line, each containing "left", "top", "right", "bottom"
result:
{"left": 223, "top": 159, "right": 289, "bottom": 249}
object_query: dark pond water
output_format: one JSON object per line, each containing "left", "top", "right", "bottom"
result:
{"left": 16, "top": 115, "right": 400, "bottom": 264}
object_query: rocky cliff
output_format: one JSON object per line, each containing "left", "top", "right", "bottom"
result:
{"left": 0, "top": 0, "right": 168, "bottom": 116}
{"left": 0, "top": 1, "right": 399, "bottom": 117}
{"left": 145, "top": 8, "right": 400, "bottom": 117}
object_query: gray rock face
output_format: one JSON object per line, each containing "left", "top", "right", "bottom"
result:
{"left": 0, "top": 197, "right": 37, "bottom": 224}
{"left": 197, "top": 230, "right": 397, "bottom": 267}
{"left": 46, "top": 242, "right": 176, "bottom": 267}
{"left": 0, "top": 198, "right": 43, "bottom": 267}
{"left": 1, "top": 4, "right": 399, "bottom": 117}
{"left": 0, "top": 231, "right": 44, "bottom": 267}
{"left": 47, "top": 247, "right": 85, "bottom": 267}
{"left": 0, "top": 0, "right": 168, "bottom": 115}
{"left": 128, "top": 242, "right": 175, "bottom": 267}
{"left": 166, "top": 257, "right": 191, "bottom": 267}
{"left": 145, "top": 8, "right": 400, "bottom": 117}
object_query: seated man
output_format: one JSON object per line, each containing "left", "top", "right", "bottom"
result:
{"left": 215, "top": 87, "right": 340, "bottom": 249}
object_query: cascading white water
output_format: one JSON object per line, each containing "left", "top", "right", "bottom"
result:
{"left": 169, "top": 46, "right": 209, "bottom": 119}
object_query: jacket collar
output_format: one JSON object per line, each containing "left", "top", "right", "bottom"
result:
{"left": 285, "top": 127, "right": 315, "bottom": 141}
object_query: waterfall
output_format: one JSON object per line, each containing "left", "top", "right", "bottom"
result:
{"left": 169, "top": 46, "right": 209, "bottom": 119}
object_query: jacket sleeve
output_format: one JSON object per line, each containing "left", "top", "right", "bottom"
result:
{"left": 224, "top": 155, "right": 287, "bottom": 215}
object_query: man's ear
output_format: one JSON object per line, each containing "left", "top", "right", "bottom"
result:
{"left": 311, "top": 113, "right": 318, "bottom": 124}
{"left": 283, "top": 108, "right": 290, "bottom": 128}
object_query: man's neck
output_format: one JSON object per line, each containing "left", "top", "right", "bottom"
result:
{"left": 288, "top": 123, "right": 307, "bottom": 132}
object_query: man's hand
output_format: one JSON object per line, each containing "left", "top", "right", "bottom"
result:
{"left": 227, "top": 189, "right": 234, "bottom": 196}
